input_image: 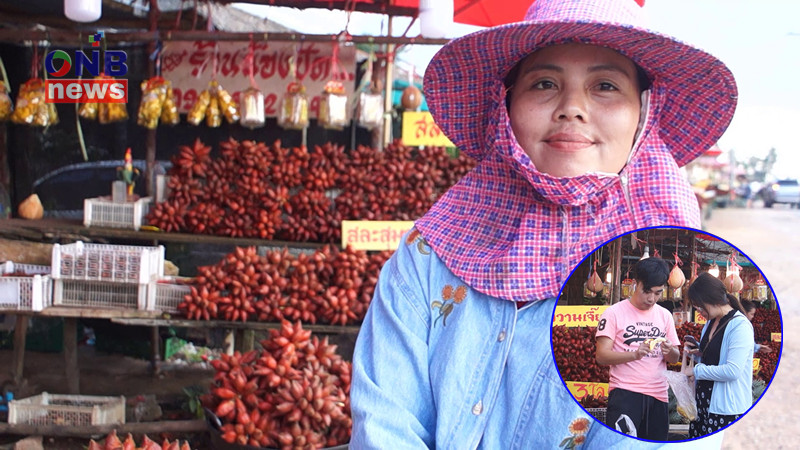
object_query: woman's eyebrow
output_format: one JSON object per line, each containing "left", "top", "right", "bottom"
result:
{"left": 520, "top": 63, "right": 633, "bottom": 79}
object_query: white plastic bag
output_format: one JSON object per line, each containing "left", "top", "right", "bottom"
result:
{"left": 665, "top": 349, "right": 698, "bottom": 421}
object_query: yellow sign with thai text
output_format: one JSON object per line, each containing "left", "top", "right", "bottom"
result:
{"left": 401, "top": 111, "right": 455, "bottom": 147}
{"left": 341, "top": 220, "right": 414, "bottom": 251}
{"left": 553, "top": 305, "right": 609, "bottom": 327}
{"left": 694, "top": 311, "right": 707, "bottom": 325}
{"left": 566, "top": 381, "right": 609, "bottom": 401}
{"left": 753, "top": 358, "right": 760, "bottom": 374}
{"left": 772, "top": 333, "right": 781, "bottom": 342}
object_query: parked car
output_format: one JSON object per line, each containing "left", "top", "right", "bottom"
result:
{"left": 760, "top": 179, "right": 800, "bottom": 208}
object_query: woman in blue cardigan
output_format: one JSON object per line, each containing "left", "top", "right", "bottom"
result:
{"left": 686, "top": 272, "right": 754, "bottom": 438}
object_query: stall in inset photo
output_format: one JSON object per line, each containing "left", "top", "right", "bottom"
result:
{"left": 551, "top": 226, "right": 782, "bottom": 443}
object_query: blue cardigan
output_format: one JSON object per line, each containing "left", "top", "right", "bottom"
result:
{"left": 694, "top": 310, "right": 754, "bottom": 415}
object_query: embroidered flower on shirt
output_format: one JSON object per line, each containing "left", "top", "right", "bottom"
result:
{"left": 560, "top": 417, "right": 590, "bottom": 449}
{"left": 406, "top": 228, "right": 431, "bottom": 255}
{"left": 431, "top": 284, "right": 467, "bottom": 327}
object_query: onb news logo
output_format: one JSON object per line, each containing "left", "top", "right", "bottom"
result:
{"left": 44, "top": 32, "right": 128, "bottom": 103}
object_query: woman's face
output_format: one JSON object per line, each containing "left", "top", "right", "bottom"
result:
{"left": 508, "top": 43, "right": 642, "bottom": 177}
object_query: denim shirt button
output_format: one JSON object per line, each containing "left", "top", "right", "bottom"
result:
{"left": 472, "top": 400, "right": 483, "bottom": 415}
{"left": 497, "top": 330, "right": 506, "bottom": 342}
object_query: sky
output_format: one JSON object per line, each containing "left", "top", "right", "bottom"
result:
{"left": 235, "top": 1, "right": 800, "bottom": 178}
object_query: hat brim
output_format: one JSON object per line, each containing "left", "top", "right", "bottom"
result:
{"left": 424, "top": 20, "right": 737, "bottom": 166}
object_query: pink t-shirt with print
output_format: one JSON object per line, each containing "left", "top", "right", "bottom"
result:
{"left": 595, "top": 299, "right": 679, "bottom": 403}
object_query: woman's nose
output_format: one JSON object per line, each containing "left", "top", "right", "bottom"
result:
{"left": 553, "top": 87, "right": 587, "bottom": 122}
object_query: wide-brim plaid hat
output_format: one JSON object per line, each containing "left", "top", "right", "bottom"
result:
{"left": 424, "top": 0, "right": 737, "bottom": 166}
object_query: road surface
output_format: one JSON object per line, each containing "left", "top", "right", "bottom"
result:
{"left": 703, "top": 205, "right": 798, "bottom": 449}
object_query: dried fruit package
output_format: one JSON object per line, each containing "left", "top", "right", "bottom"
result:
{"left": 137, "top": 76, "right": 168, "bottom": 129}
{"left": 206, "top": 95, "right": 222, "bottom": 128}
{"left": 187, "top": 88, "right": 211, "bottom": 126}
{"left": 318, "top": 80, "right": 348, "bottom": 130}
{"left": 278, "top": 82, "right": 308, "bottom": 129}
{"left": 0, "top": 81, "right": 13, "bottom": 121}
{"left": 239, "top": 87, "right": 265, "bottom": 129}
{"left": 98, "top": 101, "right": 128, "bottom": 124}
{"left": 160, "top": 84, "right": 180, "bottom": 126}
{"left": 357, "top": 90, "right": 383, "bottom": 130}
{"left": 11, "top": 78, "right": 58, "bottom": 126}
{"left": 216, "top": 82, "right": 240, "bottom": 124}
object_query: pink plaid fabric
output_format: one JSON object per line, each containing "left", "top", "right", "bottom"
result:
{"left": 416, "top": 0, "right": 734, "bottom": 302}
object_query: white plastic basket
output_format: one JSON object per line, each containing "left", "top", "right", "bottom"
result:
{"left": 53, "top": 279, "right": 148, "bottom": 310}
{"left": 151, "top": 279, "right": 192, "bottom": 313}
{"left": 0, "top": 275, "right": 52, "bottom": 312}
{"left": 1, "top": 261, "right": 52, "bottom": 275}
{"left": 51, "top": 242, "right": 164, "bottom": 284}
{"left": 586, "top": 407, "right": 607, "bottom": 424}
{"left": 83, "top": 196, "right": 152, "bottom": 230}
{"left": 9, "top": 392, "right": 125, "bottom": 426}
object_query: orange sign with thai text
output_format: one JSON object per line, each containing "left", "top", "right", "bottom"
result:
{"left": 566, "top": 381, "right": 609, "bottom": 401}
{"left": 553, "top": 306, "right": 609, "bottom": 327}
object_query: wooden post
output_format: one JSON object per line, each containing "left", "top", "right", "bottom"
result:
{"left": 612, "top": 238, "right": 622, "bottom": 304}
{"left": 382, "top": 17, "right": 395, "bottom": 149}
{"left": 150, "top": 326, "right": 162, "bottom": 375}
{"left": 63, "top": 318, "right": 80, "bottom": 394}
{"left": 11, "top": 315, "right": 28, "bottom": 385}
{"left": 145, "top": 0, "right": 160, "bottom": 197}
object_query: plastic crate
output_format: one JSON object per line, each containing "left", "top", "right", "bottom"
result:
{"left": 83, "top": 196, "right": 152, "bottom": 230}
{"left": 9, "top": 392, "right": 125, "bottom": 426}
{"left": 1, "top": 261, "right": 51, "bottom": 275}
{"left": 51, "top": 242, "right": 164, "bottom": 284}
{"left": 151, "top": 279, "right": 192, "bottom": 313}
{"left": 0, "top": 275, "right": 52, "bottom": 312}
{"left": 586, "top": 407, "right": 607, "bottom": 424}
{"left": 53, "top": 279, "right": 148, "bottom": 310}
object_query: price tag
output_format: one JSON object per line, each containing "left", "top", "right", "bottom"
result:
{"left": 553, "top": 305, "right": 609, "bottom": 327}
{"left": 341, "top": 220, "right": 414, "bottom": 251}
{"left": 694, "top": 310, "right": 707, "bottom": 325}
{"left": 753, "top": 358, "right": 760, "bottom": 375}
{"left": 565, "top": 381, "right": 609, "bottom": 401}
{"left": 771, "top": 333, "right": 781, "bottom": 343}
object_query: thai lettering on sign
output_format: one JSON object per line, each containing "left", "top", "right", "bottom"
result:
{"left": 341, "top": 220, "right": 414, "bottom": 251}
{"left": 162, "top": 41, "right": 356, "bottom": 118}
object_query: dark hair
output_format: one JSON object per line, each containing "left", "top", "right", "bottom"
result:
{"left": 688, "top": 272, "right": 746, "bottom": 315}
{"left": 633, "top": 257, "right": 669, "bottom": 291}
{"left": 741, "top": 299, "right": 757, "bottom": 313}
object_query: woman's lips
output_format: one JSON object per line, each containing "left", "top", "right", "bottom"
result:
{"left": 544, "top": 133, "right": 594, "bottom": 151}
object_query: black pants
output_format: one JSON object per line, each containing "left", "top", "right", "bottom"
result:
{"left": 605, "top": 388, "right": 669, "bottom": 441}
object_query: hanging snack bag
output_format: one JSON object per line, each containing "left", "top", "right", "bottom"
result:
{"left": 160, "top": 83, "right": 180, "bottom": 126}
{"left": 240, "top": 86, "right": 265, "bottom": 129}
{"left": 318, "top": 80, "right": 348, "bottom": 130}
{"left": 356, "top": 88, "right": 383, "bottom": 130}
{"left": 187, "top": 88, "right": 212, "bottom": 126}
{"left": 0, "top": 81, "right": 12, "bottom": 121}
{"left": 215, "top": 82, "right": 240, "bottom": 124}
{"left": 137, "top": 76, "right": 168, "bottom": 129}
{"left": 278, "top": 82, "right": 308, "bottom": 130}
{"left": 11, "top": 79, "right": 57, "bottom": 126}
{"left": 206, "top": 93, "right": 222, "bottom": 128}
{"left": 79, "top": 100, "right": 99, "bottom": 120}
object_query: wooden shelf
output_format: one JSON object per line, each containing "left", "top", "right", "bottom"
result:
{"left": 111, "top": 317, "right": 361, "bottom": 334}
{"left": 0, "top": 218, "right": 327, "bottom": 249}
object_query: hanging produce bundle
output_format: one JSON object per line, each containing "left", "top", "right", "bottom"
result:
{"left": 77, "top": 75, "right": 128, "bottom": 124}
{"left": 0, "top": 81, "right": 12, "bottom": 121}
{"left": 187, "top": 80, "right": 239, "bottom": 127}
{"left": 278, "top": 81, "right": 309, "bottom": 129}
{"left": 203, "top": 321, "right": 351, "bottom": 448}
{"left": 318, "top": 80, "right": 348, "bottom": 130}
{"left": 356, "top": 87, "right": 383, "bottom": 130}
{"left": 11, "top": 79, "right": 58, "bottom": 126}
{"left": 137, "top": 76, "right": 179, "bottom": 129}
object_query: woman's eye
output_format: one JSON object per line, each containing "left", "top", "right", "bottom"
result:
{"left": 532, "top": 80, "right": 556, "bottom": 90}
{"left": 597, "top": 82, "right": 619, "bottom": 91}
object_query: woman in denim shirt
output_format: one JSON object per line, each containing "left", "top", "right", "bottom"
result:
{"left": 686, "top": 273, "right": 754, "bottom": 438}
{"left": 351, "top": 0, "right": 738, "bottom": 447}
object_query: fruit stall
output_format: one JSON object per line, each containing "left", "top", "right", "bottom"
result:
{"left": 0, "top": 1, "right": 485, "bottom": 448}
{"left": 552, "top": 228, "right": 782, "bottom": 438}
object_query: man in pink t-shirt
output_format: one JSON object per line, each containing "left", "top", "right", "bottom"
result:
{"left": 596, "top": 257, "right": 680, "bottom": 441}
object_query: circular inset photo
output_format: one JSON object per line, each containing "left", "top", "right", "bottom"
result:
{"left": 551, "top": 226, "right": 782, "bottom": 443}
